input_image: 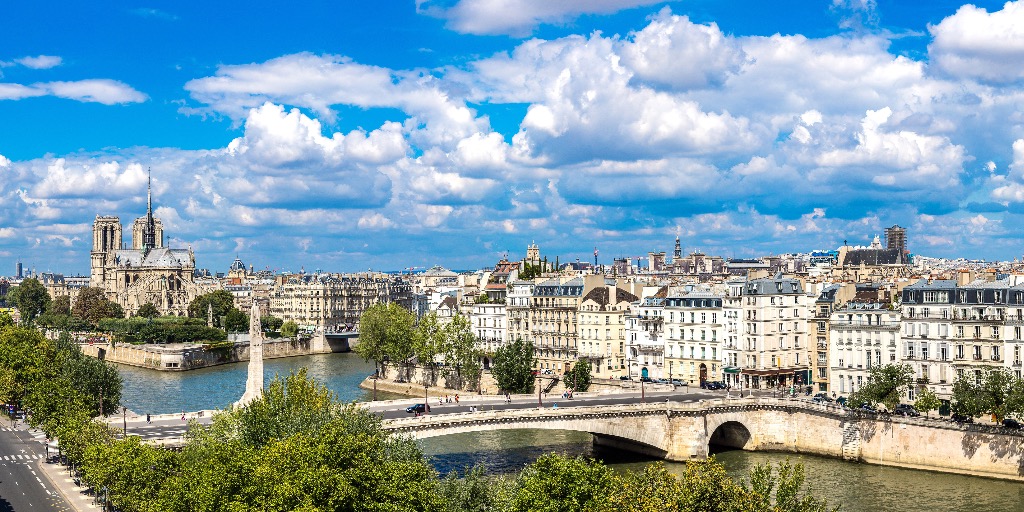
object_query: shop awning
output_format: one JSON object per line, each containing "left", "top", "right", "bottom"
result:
{"left": 723, "top": 367, "right": 741, "bottom": 374}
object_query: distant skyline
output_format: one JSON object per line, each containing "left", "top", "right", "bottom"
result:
{"left": 3, "top": 0, "right": 1024, "bottom": 274}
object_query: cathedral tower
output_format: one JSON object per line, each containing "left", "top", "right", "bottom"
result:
{"left": 90, "top": 216, "right": 122, "bottom": 287}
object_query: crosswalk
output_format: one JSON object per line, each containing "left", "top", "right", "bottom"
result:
{"left": 0, "top": 454, "right": 42, "bottom": 462}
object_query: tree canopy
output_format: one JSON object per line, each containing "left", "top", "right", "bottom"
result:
{"left": 847, "top": 363, "right": 913, "bottom": 411}
{"left": 354, "top": 302, "right": 416, "bottom": 378}
{"left": 136, "top": 303, "right": 159, "bottom": 318}
{"left": 564, "top": 357, "right": 592, "bottom": 392}
{"left": 8, "top": 277, "right": 50, "bottom": 325}
{"left": 187, "top": 290, "right": 236, "bottom": 328}
{"left": 492, "top": 338, "right": 536, "bottom": 394}
{"left": 73, "top": 287, "right": 125, "bottom": 323}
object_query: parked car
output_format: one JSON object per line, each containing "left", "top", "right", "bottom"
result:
{"left": 619, "top": 375, "right": 631, "bottom": 381}
{"left": 950, "top": 413, "right": 974, "bottom": 424}
{"left": 703, "top": 381, "right": 725, "bottom": 390}
{"left": 405, "top": 403, "right": 431, "bottom": 414}
{"left": 859, "top": 404, "right": 878, "bottom": 413}
{"left": 835, "top": 396, "right": 848, "bottom": 407}
{"left": 812, "top": 393, "right": 833, "bottom": 403}
{"left": 1002, "top": 418, "right": 1022, "bottom": 429}
{"left": 670, "top": 379, "right": 684, "bottom": 386}
{"left": 893, "top": 404, "right": 920, "bottom": 417}
{"left": 640, "top": 376, "right": 652, "bottom": 383}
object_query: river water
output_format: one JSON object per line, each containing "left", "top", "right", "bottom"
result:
{"left": 117, "top": 353, "right": 1024, "bottom": 512}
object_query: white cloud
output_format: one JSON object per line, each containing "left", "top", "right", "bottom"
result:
{"left": 418, "top": 0, "right": 667, "bottom": 36}
{"left": 620, "top": 10, "right": 745, "bottom": 90}
{"left": 929, "top": 1, "right": 1024, "bottom": 84}
{"left": 0, "top": 80, "right": 146, "bottom": 104}
{"left": 15, "top": 55, "right": 62, "bottom": 69}
{"left": 42, "top": 79, "right": 147, "bottom": 104}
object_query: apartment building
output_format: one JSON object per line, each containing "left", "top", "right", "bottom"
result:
{"left": 739, "top": 275, "right": 810, "bottom": 390}
{"left": 664, "top": 291, "right": 725, "bottom": 386}
{"left": 578, "top": 285, "right": 637, "bottom": 379}
{"left": 722, "top": 280, "right": 744, "bottom": 387}
{"left": 900, "top": 279, "right": 958, "bottom": 400}
{"left": 531, "top": 276, "right": 589, "bottom": 375}
{"left": 268, "top": 272, "right": 412, "bottom": 330}
{"left": 471, "top": 302, "right": 506, "bottom": 356}
{"left": 829, "top": 301, "right": 901, "bottom": 396}
{"left": 625, "top": 292, "right": 666, "bottom": 380}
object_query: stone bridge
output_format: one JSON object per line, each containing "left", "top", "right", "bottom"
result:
{"left": 383, "top": 397, "right": 1024, "bottom": 481}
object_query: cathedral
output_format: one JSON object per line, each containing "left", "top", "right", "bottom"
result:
{"left": 89, "top": 172, "right": 202, "bottom": 317}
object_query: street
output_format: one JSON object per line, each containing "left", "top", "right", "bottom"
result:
{"left": 0, "top": 423, "right": 71, "bottom": 511}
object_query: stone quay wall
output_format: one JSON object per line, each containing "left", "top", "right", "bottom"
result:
{"left": 79, "top": 333, "right": 350, "bottom": 371}
{"left": 360, "top": 365, "right": 650, "bottom": 398}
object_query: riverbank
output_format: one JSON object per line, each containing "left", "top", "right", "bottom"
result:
{"left": 79, "top": 334, "right": 355, "bottom": 371}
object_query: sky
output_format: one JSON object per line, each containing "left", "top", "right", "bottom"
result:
{"left": 3, "top": 0, "right": 1024, "bottom": 275}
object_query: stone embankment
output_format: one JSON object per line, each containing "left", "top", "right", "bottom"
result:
{"left": 79, "top": 333, "right": 353, "bottom": 371}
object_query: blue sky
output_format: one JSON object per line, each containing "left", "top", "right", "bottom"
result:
{"left": 2, "top": 0, "right": 1024, "bottom": 275}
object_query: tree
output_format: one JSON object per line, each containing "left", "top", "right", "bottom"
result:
{"left": 187, "top": 290, "right": 236, "bottom": 328}
{"left": 48, "top": 295, "right": 72, "bottom": 316}
{"left": 848, "top": 363, "right": 913, "bottom": 411}
{"left": 564, "top": 358, "right": 592, "bottom": 392}
{"left": 508, "top": 454, "right": 615, "bottom": 512}
{"left": 492, "top": 338, "right": 535, "bottom": 394}
{"left": 224, "top": 308, "right": 249, "bottom": 333}
{"left": 260, "top": 315, "right": 283, "bottom": 332}
{"left": 414, "top": 312, "right": 445, "bottom": 386}
{"left": 354, "top": 302, "right": 415, "bottom": 379}
{"left": 0, "top": 311, "right": 12, "bottom": 328}
{"left": 914, "top": 387, "right": 942, "bottom": 418}
{"left": 136, "top": 303, "right": 159, "bottom": 318}
{"left": 442, "top": 314, "right": 483, "bottom": 390}
{"left": 72, "top": 287, "right": 123, "bottom": 324}
{"left": 951, "top": 368, "right": 1021, "bottom": 421}
{"left": 8, "top": 278, "right": 50, "bottom": 325}
{"left": 280, "top": 320, "right": 299, "bottom": 338}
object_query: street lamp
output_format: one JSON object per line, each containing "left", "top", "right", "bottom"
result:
{"left": 122, "top": 406, "right": 127, "bottom": 437}
{"left": 537, "top": 375, "right": 542, "bottom": 407}
{"left": 424, "top": 382, "right": 429, "bottom": 415}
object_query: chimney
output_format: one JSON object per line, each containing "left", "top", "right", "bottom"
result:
{"left": 956, "top": 269, "right": 974, "bottom": 287}
{"left": 608, "top": 285, "right": 616, "bottom": 305}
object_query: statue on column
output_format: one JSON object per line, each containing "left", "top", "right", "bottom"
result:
{"left": 236, "top": 299, "right": 264, "bottom": 406}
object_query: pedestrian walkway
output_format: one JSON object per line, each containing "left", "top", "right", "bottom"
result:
{"left": 37, "top": 457, "right": 101, "bottom": 511}
{"left": 0, "top": 453, "right": 43, "bottom": 460}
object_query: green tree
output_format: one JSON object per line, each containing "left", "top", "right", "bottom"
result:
{"left": 260, "top": 315, "right": 283, "bottom": 332}
{"left": 224, "top": 308, "right": 249, "bottom": 333}
{"left": 508, "top": 454, "right": 615, "bottom": 512}
{"left": 492, "top": 338, "right": 535, "bottom": 394}
{"left": 848, "top": 363, "right": 913, "bottom": 411}
{"left": 354, "top": 302, "right": 415, "bottom": 379}
{"left": 187, "top": 290, "right": 236, "bottom": 328}
{"left": 72, "top": 286, "right": 123, "bottom": 324}
{"left": 564, "top": 358, "right": 592, "bottom": 392}
{"left": 0, "top": 311, "right": 12, "bottom": 328}
{"left": 951, "top": 368, "right": 1019, "bottom": 422}
{"left": 136, "top": 302, "right": 159, "bottom": 318}
{"left": 49, "top": 295, "right": 72, "bottom": 316}
{"left": 280, "top": 320, "right": 299, "bottom": 338}
{"left": 414, "top": 312, "right": 446, "bottom": 386}
{"left": 914, "top": 387, "right": 942, "bottom": 418}
{"left": 442, "top": 314, "right": 483, "bottom": 390}
{"left": 8, "top": 278, "right": 50, "bottom": 325}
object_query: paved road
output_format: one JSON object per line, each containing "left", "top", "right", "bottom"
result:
{"left": 125, "top": 387, "right": 754, "bottom": 440}
{"left": 0, "top": 424, "right": 72, "bottom": 511}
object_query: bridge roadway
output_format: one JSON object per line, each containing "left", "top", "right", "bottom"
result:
{"left": 112, "top": 387, "right": 734, "bottom": 442}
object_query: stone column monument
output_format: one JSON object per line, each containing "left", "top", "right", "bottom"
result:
{"left": 236, "top": 299, "right": 264, "bottom": 406}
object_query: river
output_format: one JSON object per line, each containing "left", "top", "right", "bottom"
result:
{"left": 117, "top": 353, "right": 1024, "bottom": 511}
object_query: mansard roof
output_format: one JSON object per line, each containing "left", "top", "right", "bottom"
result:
{"left": 581, "top": 286, "right": 639, "bottom": 307}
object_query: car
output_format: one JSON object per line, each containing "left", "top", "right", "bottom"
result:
{"left": 950, "top": 413, "right": 974, "bottom": 424}
{"left": 670, "top": 379, "right": 684, "bottom": 386}
{"left": 812, "top": 392, "right": 832, "bottom": 402}
{"left": 812, "top": 396, "right": 831, "bottom": 405}
{"left": 654, "top": 378, "right": 669, "bottom": 384}
{"left": 705, "top": 381, "right": 725, "bottom": 390}
{"left": 1002, "top": 418, "right": 1022, "bottom": 429}
{"left": 640, "top": 376, "right": 652, "bottom": 383}
{"left": 619, "top": 375, "right": 631, "bottom": 381}
{"left": 859, "top": 404, "right": 877, "bottom": 413}
{"left": 835, "top": 396, "right": 848, "bottom": 407}
{"left": 405, "top": 403, "right": 431, "bottom": 414}
{"left": 893, "top": 404, "right": 920, "bottom": 417}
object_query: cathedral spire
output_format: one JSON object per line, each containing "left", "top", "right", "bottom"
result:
{"left": 143, "top": 167, "right": 156, "bottom": 252}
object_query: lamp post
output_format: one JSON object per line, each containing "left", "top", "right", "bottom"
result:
{"left": 122, "top": 406, "right": 127, "bottom": 437}
{"left": 424, "top": 382, "right": 429, "bottom": 415}
{"left": 669, "top": 361, "right": 673, "bottom": 390}
{"left": 641, "top": 378, "right": 645, "bottom": 403}
{"left": 537, "top": 375, "right": 542, "bottom": 407}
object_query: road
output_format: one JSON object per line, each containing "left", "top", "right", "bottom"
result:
{"left": 0, "top": 423, "right": 71, "bottom": 512}
{"left": 124, "top": 387, "right": 753, "bottom": 440}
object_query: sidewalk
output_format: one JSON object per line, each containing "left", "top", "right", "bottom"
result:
{"left": 38, "top": 456, "right": 100, "bottom": 512}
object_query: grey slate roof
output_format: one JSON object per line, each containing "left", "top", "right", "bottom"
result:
{"left": 114, "top": 248, "right": 192, "bottom": 268}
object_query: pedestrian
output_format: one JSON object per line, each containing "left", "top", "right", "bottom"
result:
{"left": 181, "top": 411, "right": 186, "bottom": 422}
{"left": 455, "top": 394, "right": 459, "bottom": 404}
{"left": 553, "top": 403, "right": 558, "bottom": 409}
{"left": 146, "top": 413, "right": 151, "bottom": 424}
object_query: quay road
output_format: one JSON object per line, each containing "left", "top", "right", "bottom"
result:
{"left": 120, "top": 387, "right": 757, "bottom": 441}
{"left": 0, "top": 423, "right": 72, "bottom": 511}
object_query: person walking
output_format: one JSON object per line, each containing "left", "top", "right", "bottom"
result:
{"left": 455, "top": 394, "right": 459, "bottom": 404}
{"left": 146, "top": 413, "right": 151, "bottom": 424}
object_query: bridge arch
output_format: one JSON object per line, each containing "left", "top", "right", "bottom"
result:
{"left": 708, "top": 420, "right": 752, "bottom": 451}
